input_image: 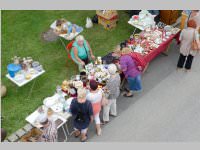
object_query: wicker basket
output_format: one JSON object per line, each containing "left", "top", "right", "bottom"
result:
{"left": 20, "top": 128, "right": 42, "bottom": 142}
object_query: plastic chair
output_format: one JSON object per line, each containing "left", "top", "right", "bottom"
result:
{"left": 66, "top": 40, "right": 74, "bottom": 59}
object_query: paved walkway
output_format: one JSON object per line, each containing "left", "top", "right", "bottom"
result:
{"left": 58, "top": 40, "right": 200, "bottom": 142}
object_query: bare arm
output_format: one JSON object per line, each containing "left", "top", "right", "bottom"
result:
{"left": 86, "top": 41, "right": 94, "bottom": 56}
{"left": 86, "top": 41, "right": 95, "bottom": 60}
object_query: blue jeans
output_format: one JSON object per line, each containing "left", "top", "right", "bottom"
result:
{"left": 127, "top": 75, "right": 142, "bottom": 91}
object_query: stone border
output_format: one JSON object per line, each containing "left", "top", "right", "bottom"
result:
{"left": 5, "top": 123, "right": 34, "bottom": 142}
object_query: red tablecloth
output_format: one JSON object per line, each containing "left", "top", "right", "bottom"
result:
{"left": 133, "top": 31, "right": 180, "bottom": 67}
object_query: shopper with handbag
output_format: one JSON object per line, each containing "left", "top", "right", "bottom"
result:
{"left": 177, "top": 19, "right": 200, "bottom": 71}
{"left": 70, "top": 35, "right": 96, "bottom": 72}
{"left": 102, "top": 64, "right": 121, "bottom": 124}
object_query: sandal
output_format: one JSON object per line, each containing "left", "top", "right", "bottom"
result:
{"left": 80, "top": 134, "right": 88, "bottom": 142}
{"left": 74, "top": 130, "right": 81, "bottom": 138}
{"left": 101, "top": 121, "right": 109, "bottom": 125}
{"left": 123, "top": 93, "right": 134, "bottom": 97}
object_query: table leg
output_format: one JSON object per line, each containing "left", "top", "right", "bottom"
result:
{"left": 143, "top": 63, "right": 149, "bottom": 73}
{"left": 132, "top": 28, "right": 137, "bottom": 35}
{"left": 162, "top": 42, "right": 171, "bottom": 56}
{"left": 59, "top": 37, "right": 67, "bottom": 51}
{"left": 26, "top": 79, "right": 36, "bottom": 101}
{"left": 64, "top": 123, "right": 70, "bottom": 135}
{"left": 62, "top": 125, "right": 68, "bottom": 142}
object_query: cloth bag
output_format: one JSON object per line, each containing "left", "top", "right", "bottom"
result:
{"left": 85, "top": 17, "right": 93, "bottom": 28}
{"left": 192, "top": 30, "right": 200, "bottom": 51}
{"left": 101, "top": 93, "right": 109, "bottom": 106}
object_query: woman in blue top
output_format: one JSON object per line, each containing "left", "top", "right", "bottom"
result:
{"left": 71, "top": 35, "right": 95, "bottom": 72}
{"left": 70, "top": 88, "right": 93, "bottom": 142}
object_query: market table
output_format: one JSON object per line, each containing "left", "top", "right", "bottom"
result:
{"left": 25, "top": 92, "right": 73, "bottom": 141}
{"left": 50, "top": 20, "right": 83, "bottom": 51}
{"left": 123, "top": 28, "right": 181, "bottom": 72}
{"left": 6, "top": 70, "right": 45, "bottom": 87}
{"left": 141, "top": 30, "right": 181, "bottom": 64}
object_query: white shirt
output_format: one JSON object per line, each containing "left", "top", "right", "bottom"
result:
{"left": 86, "top": 89, "right": 103, "bottom": 104}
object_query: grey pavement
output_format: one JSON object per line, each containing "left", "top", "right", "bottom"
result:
{"left": 58, "top": 40, "right": 200, "bottom": 142}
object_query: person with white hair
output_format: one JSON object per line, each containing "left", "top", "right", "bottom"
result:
{"left": 70, "top": 35, "right": 96, "bottom": 72}
{"left": 38, "top": 113, "right": 58, "bottom": 142}
{"left": 70, "top": 88, "right": 93, "bottom": 142}
{"left": 102, "top": 64, "right": 121, "bottom": 123}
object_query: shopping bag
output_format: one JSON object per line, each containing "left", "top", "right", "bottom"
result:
{"left": 85, "top": 17, "right": 93, "bottom": 28}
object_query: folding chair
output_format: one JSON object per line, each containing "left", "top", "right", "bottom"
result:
{"left": 66, "top": 40, "right": 74, "bottom": 59}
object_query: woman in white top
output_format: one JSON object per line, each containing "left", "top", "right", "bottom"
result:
{"left": 177, "top": 19, "right": 200, "bottom": 71}
{"left": 86, "top": 80, "right": 103, "bottom": 136}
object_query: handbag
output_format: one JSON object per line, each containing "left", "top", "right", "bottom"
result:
{"left": 101, "top": 93, "right": 109, "bottom": 106}
{"left": 85, "top": 17, "right": 93, "bottom": 28}
{"left": 191, "top": 30, "right": 200, "bottom": 51}
{"left": 82, "top": 42, "right": 90, "bottom": 65}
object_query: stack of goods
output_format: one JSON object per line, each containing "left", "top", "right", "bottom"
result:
{"left": 129, "top": 10, "right": 156, "bottom": 29}
{"left": 85, "top": 60, "right": 111, "bottom": 86}
{"left": 43, "top": 89, "right": 73, "bottom": 114}
{"left": 7, "top": 56, "right": 44, "bottom": 83}
{"left": 125, "top": 24, "right": 180, "bottom": 55}
{"left": 54, "top": 18, "right": 83, "bottom": 39}
{"left": 61, "top": 79, "right": 83, "bottom": 97}
{"left": 96, "top": 10, "right": 118, "bottom": 30}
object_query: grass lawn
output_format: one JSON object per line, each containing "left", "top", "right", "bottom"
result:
{"left": 1, "top": 10, "right": 134, "bottom": 135}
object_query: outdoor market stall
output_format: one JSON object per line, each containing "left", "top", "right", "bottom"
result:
{"left": 25, "top": 89, "right": 72, "bottom": 141}
{"left": 128, "top": 10, "right": 157, "bottom": 34}
{"left": 25, "top": 59, "right": 111, "bottom": 141}
{"left": 50, "top": 18, "right": 83, "bottom": 50}
{"left": 126, "top": 16, "right": 181, "bottom": 71}
{"left": 6, "top": 56, "right": 45, "bottom": 87}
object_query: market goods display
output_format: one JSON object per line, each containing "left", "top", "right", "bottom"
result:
{"left": 125, "top": 24, "right": 180, "bottom": 55}
{"left": 128, "top": 10, "right": 156, "bottom": 30}
{"left": 6, "top": 56, "right": 45, "bottom": 87}
{"left": 50, "top": 19, "right": 83, "bottom": 40}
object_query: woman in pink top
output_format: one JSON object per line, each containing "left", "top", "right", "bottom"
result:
{"left": 86, "top": 80, "right": 103, "bottom": 136}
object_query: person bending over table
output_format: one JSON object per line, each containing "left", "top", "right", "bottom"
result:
{"left": 38, "top": 114, "right": 58, "bottom": 142}
{"left": 115, "top": 47, "right": 142, "bottom": 97}
{"left": 177, "top": 19, "right": 200, "bottom": 72}
{"left": 70, "top": 35, "right": 95, "bottom": 72}
{"left": 70, "top": 88, "right": 93, "bottom": 142}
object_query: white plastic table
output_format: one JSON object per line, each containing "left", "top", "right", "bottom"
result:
{"left": 6, "top": 70, "right": 45, "bottom": 87}
{"left": 25, "top": 93, "right": 73, "bottom": 141}
{"left": 128, "top": 20, "right": 145, "bottom": 31}
{"left": 26, "top": 106, "right": 71, "bottom": 142}
{"left": 50, "top": 20, "right": 83, "bottom": 53}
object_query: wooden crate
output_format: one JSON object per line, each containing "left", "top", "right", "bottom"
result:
{"left": 96, "top": 10, "right": 118, "bottom": 30}
{"left": 160, "top": 10, "right": 179, "bottom": 25}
